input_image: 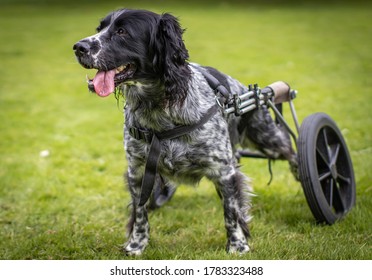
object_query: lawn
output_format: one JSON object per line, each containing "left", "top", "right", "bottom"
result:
{"left": 0, "top": 0, "right": 371, "bottom": 260}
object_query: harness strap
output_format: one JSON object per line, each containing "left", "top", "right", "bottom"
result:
{"left": 136, "top": 104, "right": 219, "bottom": 206}
{"left": 199, "top": 69, "right": 231, "bottom": 104}
{"left": 128, "top": 127, "right": 153, "bottom": 143}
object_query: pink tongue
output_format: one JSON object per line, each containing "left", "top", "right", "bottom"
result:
{"left": 92, "top": 70, "right": 116, "bottom": 97}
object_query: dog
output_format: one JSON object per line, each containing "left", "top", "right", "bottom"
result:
{"left": 73, "top": 8, "right": 298, "bottom": 255}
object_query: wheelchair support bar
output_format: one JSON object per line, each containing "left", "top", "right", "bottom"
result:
{"left": 223, "top": 81, "right": 297, "bottom": 116}
{"left": 223, "top": 80, "right": 299, "bottom": 144}
{"left": 267, "top": 99, "right": 298, "bottom": 145}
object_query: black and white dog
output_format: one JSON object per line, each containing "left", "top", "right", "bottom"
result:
{"left": 73, "top": 8, "right": 298, "bottom": 255}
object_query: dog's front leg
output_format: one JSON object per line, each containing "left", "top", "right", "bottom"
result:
{"left": 125, "top": 205, "right": 149, "bottom": 256}
{"left": 124, "top": 168, "right": 150, "bottom": 256}
{"left": 213, "top": 168, "right": 251, "bottom": 254}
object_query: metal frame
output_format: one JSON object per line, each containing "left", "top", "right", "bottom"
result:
{"left": 222, "top": 84, "right": 299, "bottom": 159}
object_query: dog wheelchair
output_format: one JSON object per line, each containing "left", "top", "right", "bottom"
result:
{"left": 150, "top": 80, "right": 356, "bottom": 225}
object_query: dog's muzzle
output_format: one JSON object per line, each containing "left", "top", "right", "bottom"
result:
{"left": 73, "top": 39, "right": 136, "bottom": 97}
{"left": 73, "top": 41, "right": 91, "bottom": 58}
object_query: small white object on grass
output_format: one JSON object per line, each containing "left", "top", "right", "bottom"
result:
{"left": 39, "top": 150, "right": 50, "bottom": 158}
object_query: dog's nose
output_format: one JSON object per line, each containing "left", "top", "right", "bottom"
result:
{"left": 73, "top": 41, "right": 90, "bottom": 56}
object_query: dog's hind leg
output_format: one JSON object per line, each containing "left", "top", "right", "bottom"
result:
{"left": 124, "top": 168, "right": 150, "bottom": 256}
{"left": 239, "top": 107, "right": 299, "bottom": 180}
{"left": 211, "top": 166, "right": 252, "bottom": 254}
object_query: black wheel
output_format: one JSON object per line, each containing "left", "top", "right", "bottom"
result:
{"left": 297, "top": 113, "right": 355, "bottom": 224}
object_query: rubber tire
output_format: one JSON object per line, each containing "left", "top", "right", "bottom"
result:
{"left": 297, "top": 113, "right": 355, "bottom": 224}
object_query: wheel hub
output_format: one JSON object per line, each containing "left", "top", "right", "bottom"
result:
{"left": 330, "top": 163, "right": 338, "bottom": 179}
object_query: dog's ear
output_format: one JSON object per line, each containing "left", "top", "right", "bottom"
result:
{"left": 152, "top": 13, "right": 190, "bottom": 107}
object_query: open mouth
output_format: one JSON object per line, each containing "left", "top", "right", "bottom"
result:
{"left": 87, "top": 63, "right": 136, "bottom": 97}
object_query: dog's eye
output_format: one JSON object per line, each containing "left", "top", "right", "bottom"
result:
{"left": 116, "top": 28, "right": 127, "bottom": 36}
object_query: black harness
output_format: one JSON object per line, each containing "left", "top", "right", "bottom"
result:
{"left": 128, "top": 68, "right": 230, "bottom": 207}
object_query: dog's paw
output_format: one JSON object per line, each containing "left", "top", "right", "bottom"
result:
{"left": 124, "top": 242, "right": 147, "bottom": 256}
{"left": 227, "top": 242, "right": 250, "bottom": 254}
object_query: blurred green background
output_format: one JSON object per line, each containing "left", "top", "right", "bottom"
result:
{"left": 0, "top": 0, "right": 371, "bottom": 259}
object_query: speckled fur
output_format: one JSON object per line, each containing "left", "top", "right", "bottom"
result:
{"left": 74, "top": 9, "right": 298, "bottom": 255}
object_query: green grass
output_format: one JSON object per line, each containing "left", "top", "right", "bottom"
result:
{"left": 0, "top": 0, "right": 371, "bottom": 260}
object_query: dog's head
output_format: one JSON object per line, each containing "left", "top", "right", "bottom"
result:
{"left": 73, "top": 9, "right": 190, "bottom": 105}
